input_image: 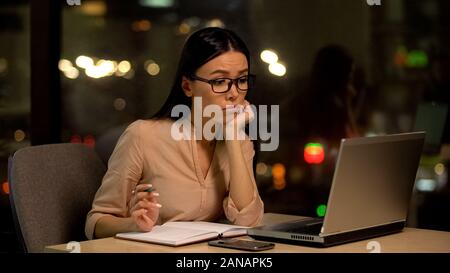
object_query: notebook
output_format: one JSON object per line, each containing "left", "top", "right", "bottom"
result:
{"left": 115, "top": 221, "right": 250, "bottom": 246}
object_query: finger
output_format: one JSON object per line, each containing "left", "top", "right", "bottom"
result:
{"left": 147, "top": 200, "right": 163, "bottom": 209}
{"left": 134, "top": 183, "right": 153, "bottom": 192}
{"left": 131, "top": 200, "right": 149, "bottom": 213}
{"left": 131, "top": 208, "right": 147, "bottom": 218}
{"left": 136, "top": 191, "right": 159, "bottom": 201}
{"left": 132, "top": 199, "right": 162, "bottom": 213}
{"left": 141, "top": 214, "right": 154, "bottom": 224}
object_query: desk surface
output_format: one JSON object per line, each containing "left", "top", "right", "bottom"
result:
{"left": 45, "top": 213, "right": 450, "bottom": 253}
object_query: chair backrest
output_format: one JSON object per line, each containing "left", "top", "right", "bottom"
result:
{"left": 8, "top": 143, "right": 106, "bottom": 252}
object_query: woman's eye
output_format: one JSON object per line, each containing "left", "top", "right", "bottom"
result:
{"left": 238, "top": 77, "right": 248, "bottom": 84}
{"left": 212, "top": 79, "right": 227, "bottom": 86}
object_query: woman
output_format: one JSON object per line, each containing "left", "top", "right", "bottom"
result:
{"left": 302, "top": 44, "right": 361, "bottom": 147}
{"left": 85, "top": 27, "right": 264, "bottom": 239}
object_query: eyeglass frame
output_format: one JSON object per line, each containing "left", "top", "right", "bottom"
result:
{"left": 189, "top": 74, "right": 256, "bottom": 93}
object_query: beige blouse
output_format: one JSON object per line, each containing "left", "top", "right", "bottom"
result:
{"left": 85, "top": 118, "right": 264, "bottom": 239}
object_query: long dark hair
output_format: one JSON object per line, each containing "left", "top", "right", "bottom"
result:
{"left": 152, "top": 27, "right": 251, "bottom": 119}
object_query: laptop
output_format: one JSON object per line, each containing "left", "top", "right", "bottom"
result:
{"left": 248, "top": 132, "right": 425, "bottom": 247}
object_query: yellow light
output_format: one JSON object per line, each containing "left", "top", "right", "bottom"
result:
{"left": 14, "top": 130, "right": 25, "bottom": 142}
{"left": 85, "top": 66, "right": 102, "bottom": 78}
{"left": 268, "top": 62, "right": 286, "bottom": 76}
{"left": 435, "top": 163, "right": 445, "bottom": 176}
{"left": 273, "top": 178, "right": 286, "bottom": 190}
{"left": 97, "top": 59, "right": 116, "bottom": 76}
{"left": 132, "top": 19, "right": 152, "bottom": 32}
{"left": 272, "top": 163, "right": 287, "bottom": 190}
{"left": 111, "top": 60, "right": 118, "bottom": 71}
{"left": 58, "top": 59, "right": 73, "bottom": 72}
{"left": 260, "top": 50, "right": 278, "bottom": 64}
{"left": 272, "top": 163, "right": 286, "bottom": 180}
{"left": 139, "top": 20, "right": 151, "bottom": 31}
{"left": 178, "top": 22, "right": 191, "bottom": 34}
{"left": 207, "top": 19, "right": 225, "bottom": 28}
{"left": 64, "top": 67, "right": 79, "bottom": 79}
{"left": 83, "top": 59, "right": 116, "bottom": 78}
{"left": 146, "top": 63, "right": 160, "bottom": 76}
{"left": 75, "top": 55, "right": 94, "bottom": 69}
{"left": 80, "top": 1, "right": 107, "bottom": 16}
{"left": 118, "top": 60, "right": 131, "bottom": 73}
{"left": 256, "top": 162, "right": 268, "bottom": 176}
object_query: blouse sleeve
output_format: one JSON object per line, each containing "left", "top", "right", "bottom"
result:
{"left": 223, "top": 139, "right": 264, "bottom": 227}
{"left": 85, "top": 121, "right": 144, "bottom": 240}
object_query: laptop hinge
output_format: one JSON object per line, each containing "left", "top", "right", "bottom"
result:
{"left": 320, "top": 219, "right": 406, "bottom": 237}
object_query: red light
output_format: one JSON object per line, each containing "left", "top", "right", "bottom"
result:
{"left": 304, "top": 143, "right": 325, "bottom": 164}
{"left": 83, "top": 134, "right": 96, "bottom": 148}
{"left": 2, "top": 181, "right": 9, "bottom": 195}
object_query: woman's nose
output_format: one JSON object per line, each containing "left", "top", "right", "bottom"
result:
{"left": 226, "top": 84, "right": 239, "bottom": 100}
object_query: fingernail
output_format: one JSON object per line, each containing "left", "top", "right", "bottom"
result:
{"left": 146, "top": 184, "right": 152, "bottom": 187}
{"left": 152, "top": 192, "right": 160, "bottom": 196}
{"left": 144, "top": 209, "right": 148, "bottom": 213}
{"left": 156, "top": 203, "right": 162, "bottom": 208}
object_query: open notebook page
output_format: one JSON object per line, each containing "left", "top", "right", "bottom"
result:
{"left": 162, "top": 221, "right": 250, "bottom": 235}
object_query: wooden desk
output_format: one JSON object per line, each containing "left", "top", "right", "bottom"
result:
{"left": 45, "top": 213, "right": 450, "bottom": 253}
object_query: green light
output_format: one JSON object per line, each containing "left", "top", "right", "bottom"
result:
{"left": 305, "top": 143, "right": 323, "bottom": 148}
{"left": 394, "top": 46, "right": 429, "bottom": 68}
{"left": 316, "top": 204, "right": 327, "bottom": 217}
{"left": 139, "top": 0, "right": 174, "bottom": 8}
{"left": 407, "top": 50, "right": 428, "bottom": 68}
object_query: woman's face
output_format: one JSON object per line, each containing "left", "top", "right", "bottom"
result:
{"left": 182, "top": 51, "right": 248, "bottom": 111}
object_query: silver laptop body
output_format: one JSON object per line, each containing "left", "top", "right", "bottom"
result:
{"left": 248, "top": 132, "right": 425, "bottom": 247}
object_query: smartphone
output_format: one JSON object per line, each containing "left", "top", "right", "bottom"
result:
{"left": 208, "top": 238, "right": 275, "bottom": 252}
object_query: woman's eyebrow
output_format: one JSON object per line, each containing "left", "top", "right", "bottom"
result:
{"left": 209, "top": 68, "right": 248, "bottom": 76}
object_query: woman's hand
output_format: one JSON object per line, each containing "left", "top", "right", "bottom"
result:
{"left": 224, "top": 100, "right": 255, "bottom": 140}
{"left": 129, "top": 183, "right": 162, "bottom": 232}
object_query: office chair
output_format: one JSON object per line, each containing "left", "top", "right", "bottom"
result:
{"left": 8, "top": 143, "right": 106, "bottom": 252}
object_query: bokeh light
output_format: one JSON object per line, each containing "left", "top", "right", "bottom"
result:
{"left": 304, "top": 143, "right": 325, "bottom": 164}
{"left": 316, "top": 204, "right": 327, "bottom": 217}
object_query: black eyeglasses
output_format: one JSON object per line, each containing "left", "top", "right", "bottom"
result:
{"left": 190, "top": 74, "right": 256, "bottom": 93}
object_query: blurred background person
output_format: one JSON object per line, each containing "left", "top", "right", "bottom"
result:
{"left": 301, "top": 45, "right": 361, "bottom": 148}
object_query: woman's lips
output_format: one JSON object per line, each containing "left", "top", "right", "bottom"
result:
{"left": 223, "top": 104, "right": 237, "bottom": 110}
{"left": 223, "top": 104, "right": 245, "bottom": 114}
